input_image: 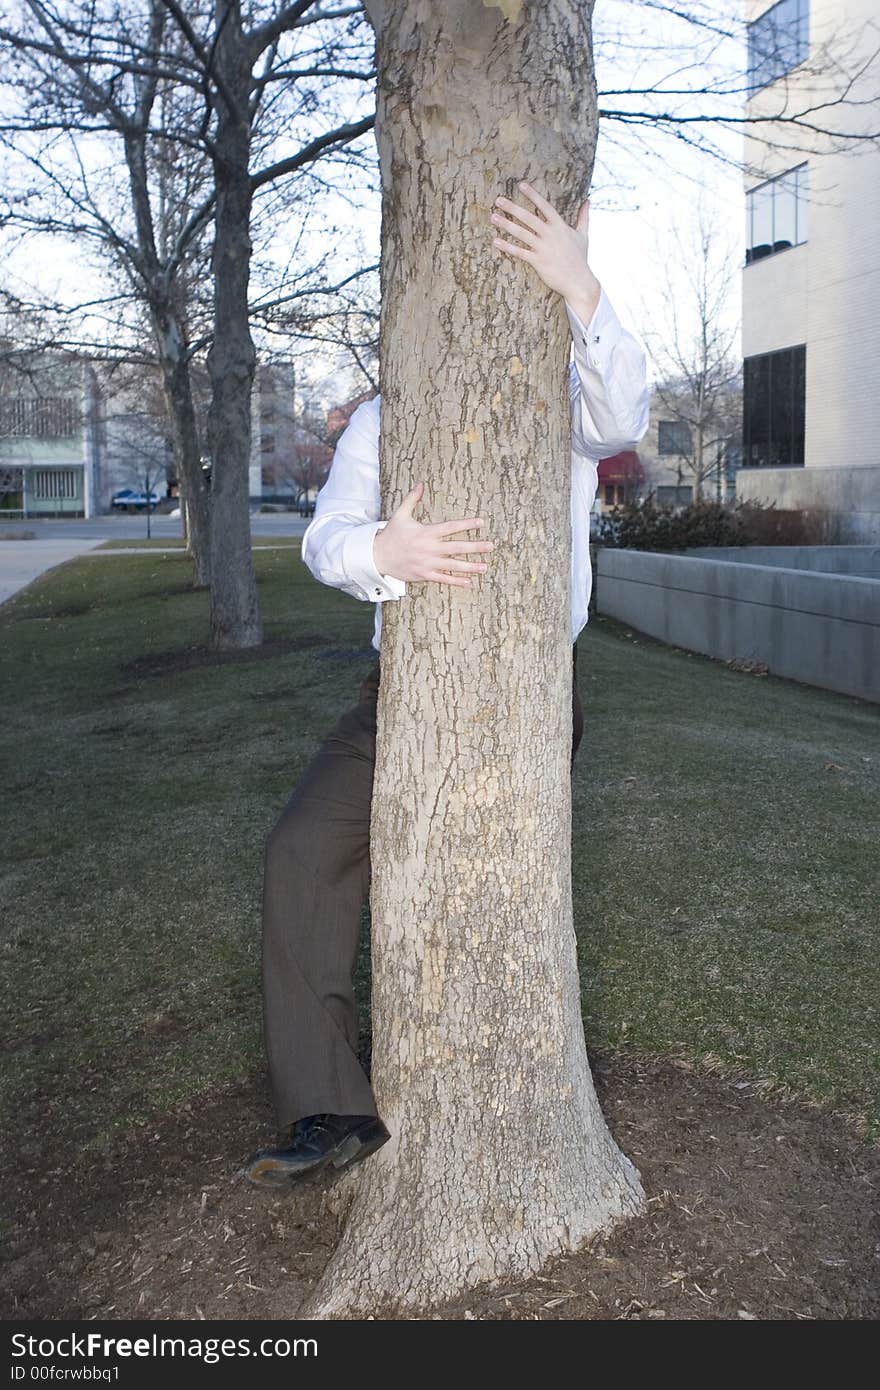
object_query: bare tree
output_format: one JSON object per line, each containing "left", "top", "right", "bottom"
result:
{"left": 0, "top": 0, "right": 378, "bottom": 645}
{"left": 268, "top": 447, "right": 329, "bottom": 507}
{"left": 642, "top": 208, "right": 742, "bottom": 499}
{"left": 0, "top": 1, "right": 216, "bottom": 580}
{"left": 255, "top": 377, "right": 332, "bottom": 505}
{"left": 250, "top": 261, "right": 381, "bottom": 397}
{"left": 100, "top": 366, "right": 176, "bottom": 537}
{"left": 156, "top": 0, "right": 376, "bottom": 646}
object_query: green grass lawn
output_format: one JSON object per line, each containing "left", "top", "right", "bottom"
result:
{"left": 1, "top": 547, "right": 877, "bottom": 1152}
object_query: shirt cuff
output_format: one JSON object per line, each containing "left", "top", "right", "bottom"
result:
{"left": 564, "top": 285, "right": 619, "bottom": 374}
{"left": 341, "top": 520, "right": 407, "bottom": 602}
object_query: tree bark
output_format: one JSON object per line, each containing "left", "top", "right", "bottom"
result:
{"left": 152, "top": 307, "right": 211, "bottom": 586}
{"left": 124, "top": 112, "right": 212, "bottom": 586}
{"left": 205, "top": 0, "right": 262, "bottom": 648}
{"left": 306, "top": 0, "right": 644, "bottom": 1318}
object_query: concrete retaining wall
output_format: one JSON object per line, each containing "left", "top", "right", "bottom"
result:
{"left": 684, "top": 545, "right": 880, "bottom": 577}
{"left": 735, "top": 466, "right": 880, "bottom": 544}
{"left": 596, "top": 548, "right": 880, "bottom": 703}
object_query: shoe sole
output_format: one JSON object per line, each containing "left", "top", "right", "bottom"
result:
{"left": 245, "top": 1126, "right": 389, "bottom": 1189}
{"left": 330, "top": 1126, "right": 389, "bottom": 1171}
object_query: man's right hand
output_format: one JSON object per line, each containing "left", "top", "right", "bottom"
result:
{"left": 372, "top": 481, "right": 494, "bottom": 589}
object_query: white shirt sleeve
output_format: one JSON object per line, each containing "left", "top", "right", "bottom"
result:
{"left": 301, "top": 396, "right": 407, "bottom": 603}
{"left": 301, "top": 290, "right": 649, "bottom": 605}
{"left": 565, "top": 286, "right": 650, "bottom": 462}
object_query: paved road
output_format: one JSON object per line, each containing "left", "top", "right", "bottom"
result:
{"left": 0, "top": 515, "right": 310, "bottom": 604}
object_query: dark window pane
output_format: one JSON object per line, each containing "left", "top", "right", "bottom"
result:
{"left": 769, "top": 348, "right": 793, "bottom": 466}
{"left": 791, "top": 344, "right": 805, "bottom": 464}
{"left": 743, "top": 347, "right": 806, "bottom": 467}
{"left": 744, "top": 354, "right": 771, "bottom": 467}
{"left": 656, "top": 484, "right": 694, "bottom": 506}
{"left": 658, "top": 419, "right": 692, "bottom": 454}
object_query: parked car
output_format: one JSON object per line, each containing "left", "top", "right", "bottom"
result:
{"left": 297, "top": 498, "right": 316, "bottom": 517}
{"left": 111, "top": 488, "right": 163, "bottom": 512}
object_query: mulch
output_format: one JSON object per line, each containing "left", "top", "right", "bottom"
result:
{"left": 2, "top": 1051, "right": 877, "bottom": 1321}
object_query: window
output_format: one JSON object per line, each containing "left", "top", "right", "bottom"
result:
{"left": 747, "top": 0, "right": 809, "bottom": 90}
{"left": 0, "top": 396, "right": 80, "bottom": 438}
{"left": 746, "top": 163, "right": 808, "bottom": 263}
{"left": 656, "top": 484, "right": 693, "bottom": 506}
{"left": 658, "top": 420, "right": 692, "bottom": 455}
{"left": 743, "top": 345, "right": 805, "bottom": 467}
{"left": 260, "top": 432, "right": 275, "bottom": 454}
{"left": 34, "top": 468, "right": 80, "bottom": 499}
{"left": 603, "top": 483, "right": 628, "bottom": 506}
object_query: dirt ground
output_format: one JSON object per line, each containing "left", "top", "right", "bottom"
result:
{"left": 2, "top": 1051, "right": 877, "bottom": 1321}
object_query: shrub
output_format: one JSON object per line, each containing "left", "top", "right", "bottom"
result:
{"left": 595, "top": 494, "right": 845, "bottom": 551}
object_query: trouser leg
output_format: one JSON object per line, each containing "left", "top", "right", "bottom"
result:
{"left": 263, "top": 647, "right": 584, "bottom": 1131}
{"left": 262, "top": 661, "right": 381, "bottom": 1130}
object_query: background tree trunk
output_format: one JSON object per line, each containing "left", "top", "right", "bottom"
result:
{"left": 153, "top": 308, "right": 211, "bottom": 586}
{"left": 307, "top": 0, "right": 644, "bottom": 1318}
{"left": 206, "top": 0, "right": 262, "bottom": 648}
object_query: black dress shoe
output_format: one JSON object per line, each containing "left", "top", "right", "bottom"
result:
{"left": 245, "top": 1113, "right": 390, "bottom": 1188}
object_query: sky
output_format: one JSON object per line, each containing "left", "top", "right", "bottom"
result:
{"left": 0, "top": 1, "right": 748, "bottom": 405}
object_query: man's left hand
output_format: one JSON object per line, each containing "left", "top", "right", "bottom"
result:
{"left": 490, "top": 180, "right": 601, "bottom": 323}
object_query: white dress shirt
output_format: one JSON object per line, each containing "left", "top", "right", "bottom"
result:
{"left": 302, "top": 287, "right": 649, "bottom": 652}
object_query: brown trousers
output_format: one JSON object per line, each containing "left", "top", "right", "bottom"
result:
{"left": 262, "top": 644, "right": 584, "bottom": 1130}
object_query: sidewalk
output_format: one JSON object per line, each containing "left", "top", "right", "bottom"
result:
{"left": 0, "top": 538, "right": 102, "bottom": 605}
{"left": 0, "top": 539, "right": 302, "bottom": 604}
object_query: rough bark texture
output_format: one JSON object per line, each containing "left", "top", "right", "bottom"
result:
{"left": 306, "top": 0, "right": 644, "bottom": 1318}
{"left": 124, "top": 116, "right": 212, "bottom": 587}
{"left": 205, "top": 0, "right": 262, "bottom": 648}
{"left": 153, "top": 308, "right": 211, "bottom": 587}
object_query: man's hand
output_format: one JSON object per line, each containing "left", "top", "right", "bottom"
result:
{"left": 372, "top": 481, "right": 494, "bottom": 588}
{"left": 490, "top": 180, "right": 601, "bottom": 325}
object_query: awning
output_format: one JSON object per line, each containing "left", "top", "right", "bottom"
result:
{"left": 597, "top": 450, "right": 644, "bottom": 483}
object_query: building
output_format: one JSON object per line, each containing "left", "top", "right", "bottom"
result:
{"left": 638, "top": 387, "right": 741, "bottom": 507}
{"left": 251, "top": 361, "right": 296, "bottom": 503}
{"left": 0, "top": 355, "right": 102, "bottom": 517}
{"left": 0, "top": 349, "right": 295, "bottom": 516}
{"left": 739, "top": 0, "right": 880, "bottom": 540}
{"left": 0, "top": 351, "right": 178, "bottom": 517}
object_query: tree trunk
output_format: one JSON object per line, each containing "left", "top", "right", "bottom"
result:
{"left": 694, "top": 423, "right": 705, "bottom": 500}
{"left": 153, "top": 307, "right": 211, "bottom": 586}
{"left": 205, "top": 0, "right": 262, "bottom": 648}
{"left": 306, "top": 0, "right": 644, "bottom": 1319}
{"left": 125, "top": 117, "right": 212, "bottom": 587}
